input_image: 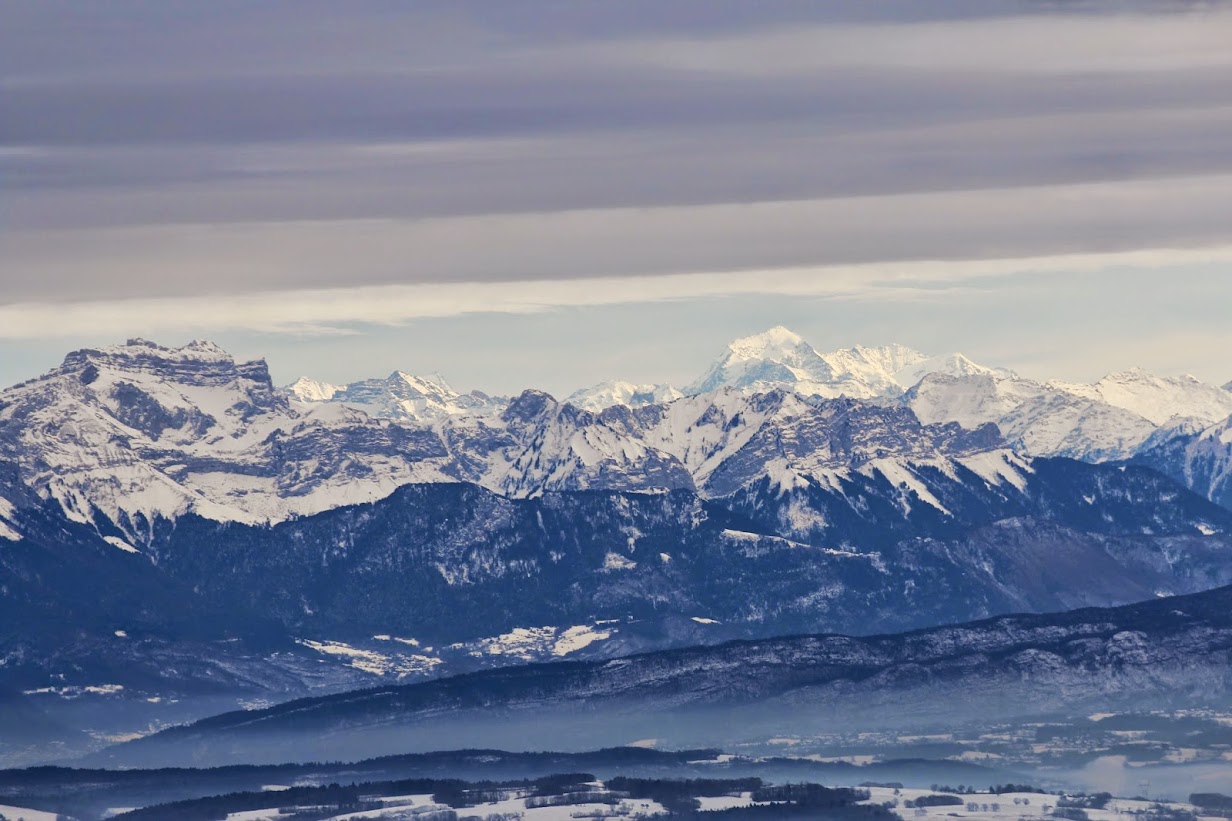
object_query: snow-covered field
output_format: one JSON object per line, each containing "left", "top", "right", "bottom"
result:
{"left": 212, "top": 783, "right": 1214, "bottom": 821}
{"left": 223, "top": 789, "right": 667, "bottom": 821}
{"left": 0, "top": 803, "right": 60, "bottom": 821}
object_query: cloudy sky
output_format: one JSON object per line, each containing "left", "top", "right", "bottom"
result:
{"left": 4, "top": 0, "right": 1232, "bottom": 394}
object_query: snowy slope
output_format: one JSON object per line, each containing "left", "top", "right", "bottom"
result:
{"left": 286, "top": 376, "right": 341, "bottom": 402}
{"left": 631, "top": 388, "right": 1002, "bottom": 496}
{"left": 906, "top": 373, "right": 1159, "bottom": 461}
{"left": 999, "top": 393, "right": 1159, "bottom": 461}
{"left": 1051, "top": 368, "right": 1232, "bottom": 426}
{"left": 893, "top": 351, "right": 1013, "bottom": 388}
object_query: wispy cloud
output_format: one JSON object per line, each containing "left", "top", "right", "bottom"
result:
{"left": 587, "top": 12, "right": 1232, "bottom": 76}
{"left": 3, "top": 245, "right": 1229, "bottom": 340}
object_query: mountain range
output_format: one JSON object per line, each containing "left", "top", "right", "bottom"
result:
{"left": 290, "top": 324, "right": 1232, "bottom": 468}
{"left": 4, "top": 328, "right": 1232, "bottom": 764}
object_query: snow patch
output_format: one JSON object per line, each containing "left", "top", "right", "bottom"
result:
{"left": 23, "top": 684, "right": 125, "bottom": 698}
{"left": 103, "top": 535, "right": 140, "bottom": 553}
{"left": 863, "top": 458, "right": 952, "bottom": 515}
{"left": 957, "top": 450, "right": 1032, "bottom": 492}
{"left": 603, "top": 552, "right": 638, "bottom": 570}
{"left": 552, "top": 624, "right": 612, "bottom": 655}
{"left": 297, "top": 639, "right": 442, "bottom": 677}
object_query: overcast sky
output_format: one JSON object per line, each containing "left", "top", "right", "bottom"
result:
{"left": 3, "top": 0, "right": 1232, "bottom": 394}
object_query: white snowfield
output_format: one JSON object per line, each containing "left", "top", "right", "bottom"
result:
{"left": 0, "top": 802, "right": 61, "bottom": 821}
{"left": 3, "top": 330, "right": 1231, "bottom": 543}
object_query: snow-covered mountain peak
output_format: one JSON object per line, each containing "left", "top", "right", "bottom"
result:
{"left": 726, "top": 325, "right": 809, "bottom": 359}
{"left": 683, "top": 330, "right": 1017, "bottom": 402}
{"left": 287, "top": 376, "right": 342, "bottom": 403}
{"left": 382, "top": 370, "right": 458, "bottom": 400}
{"left": 687, "top": 327, "right": 835, "bottom": 394}
{"left": 389, "top": 370, "right": 443, "bottom": 387}
{"left": 181, "top": 339, "right": 231, "bottom": 357}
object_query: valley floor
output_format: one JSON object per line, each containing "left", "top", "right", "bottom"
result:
{"left": 197, "top": 785, "right": 1214, "bottom": 821}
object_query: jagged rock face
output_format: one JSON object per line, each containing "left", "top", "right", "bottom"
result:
{"left": 98, "top": 584, "right": 1232, "bottom": 767}
{"left": 0, "top": 340, "right": 458, "bottom": 533}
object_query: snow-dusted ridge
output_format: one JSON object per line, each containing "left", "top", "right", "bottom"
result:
{"left": 4, "top": 331, "right": 1232, "bottom": 541}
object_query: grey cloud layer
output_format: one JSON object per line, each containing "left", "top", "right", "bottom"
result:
{"left": 3, "top": 0, "right": 1232, "bottom": 305}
